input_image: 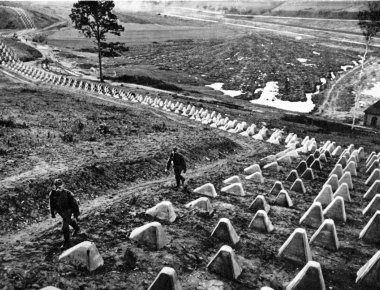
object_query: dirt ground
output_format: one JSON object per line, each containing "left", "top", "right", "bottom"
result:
{"left": 0, "top": 70, "right": 379, "bottom": 290}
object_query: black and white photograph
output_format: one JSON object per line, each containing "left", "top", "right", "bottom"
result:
{"left": 0, "top": 0, "right": 380, "bottom": 289}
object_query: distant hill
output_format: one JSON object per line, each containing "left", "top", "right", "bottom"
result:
{"left": 157, "top": 0, "right": 369, "bottom": 20}
{"left": 0, "top": 2, "right": 61, "bottom": 29}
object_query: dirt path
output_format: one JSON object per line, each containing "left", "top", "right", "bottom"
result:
{"left": 0, "top": 157, "right": 238, "bottom": 246}
{"left": 317, "top": 60, "right": 367, "bottom": 117}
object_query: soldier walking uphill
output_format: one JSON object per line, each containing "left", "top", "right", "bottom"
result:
{"left": 165, "top": 147, "right": 187, "bottom": 190}
{"left": 49, "top": 179, "right": 80, "bottom": 249}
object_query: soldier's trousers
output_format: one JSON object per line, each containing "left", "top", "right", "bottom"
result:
{"left": 59, "top": 210, "right": 79, "bottom": 242}
{"left": 174, "top": 167, "right": 185, "bottom": 187}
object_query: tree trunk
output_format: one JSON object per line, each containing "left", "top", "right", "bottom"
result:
{"left": 351, "top": 42, "right": 369, "bottom": 129}
{"left": 97, "top": 40, "right": 103, "bottom": 82}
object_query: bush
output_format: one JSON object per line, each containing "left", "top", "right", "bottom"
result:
{"left": 32, "top": 34, "right": 47, "bottom": 44}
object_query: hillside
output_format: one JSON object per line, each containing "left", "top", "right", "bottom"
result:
{"left": 155, "top": 0, "right": 369, "bottom": 20}
{"left": 0, "top": 4, "right": 60, "bottom": 29}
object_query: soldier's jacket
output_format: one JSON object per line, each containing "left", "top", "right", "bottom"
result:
{"left": 166, "top": 152, "right": 187, "bottom": 172}
{"left": 49, "top": 188, "right": 80, "bottom": 217}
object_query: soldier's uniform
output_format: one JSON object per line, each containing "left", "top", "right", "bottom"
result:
{"left": 166, "top": 147, "right": 187, "bottom": 189}
{"left": 49, "top": 179, "right": 80, "bottom": 249}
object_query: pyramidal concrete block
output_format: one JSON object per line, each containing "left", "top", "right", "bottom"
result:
{"left": 337, "top": 156, "right": 347, "bottom": 168}
{"left": 278, "top": 155, "right": 293, "bottom": 165}
{"left": 264, "top": 161, "right": 280, "bottom": 172}
{"left": 245, "top": 172, "right": 264, "bottom": 183}
{"left": 366, "top": 151, "right": 376, "bottom": 165}
{"left": 148, "top": 267, "right": 182, "bottom": 290}
{"left": 366, "top": 160, "right": 379, "bottom": 175}
{"left": 207, "top": 245, "right": 242, "bottom": 280}
{"left": 310, "top": 159, "right": 322, "bottom": 171}
{"left": 130, "top": 222, "right": 167, "bottom": 250}
{"left": 356, "top": 250, "right": 380, "bottom": 285}
{"left": 290, "top": 178, "right": 306, "bottom": 194}
{"left": 278, "top": 228, "right": 312, "bottom": 265}
{"left": 331, "top": 146, "right": 342, "bottom": 156}
{"left": 366, "top": 155, "right": 378, "bottom": 170}
{"left": 185, "top": 197, "right": 212, "bottom": 213}
{"left": 306, "top": 155, "right": 315, "bottom": 167}
{"left": 333, "top": 183, "right": 352, "bottom": 203}
{"left": 347, "top": 155, "right": 357, "bottom": 167}
{"left": 286, "top": 170, "right": 299, "bottom": 182}
{"left": 270, "top": 181, "right": 284, "bottom": 195}
{"left": 58, "top": 241, "right": 104, "bottom": 272}
{"left": 296, "top": 161, "right": 308, "bottom": 175}
{"left": 310, "top": 219, "right": 339, "bottom": 251}
{"left": 319, "top": 153, "right": 327, "bottom": 163}
{"left": 146, "top": 201, "right": 177, "bottom": 223}
{"left": 325, "top": 174, "right": 339, "bottom": 192}
{"left": 363, "top": 194, "right": 380, "bottom": 217}
{"left": 359, "top": 210, "right": 380, "bottom": 244}
{"left": 211, "top": 218, "right": 240, "bottom": 245}
{"left": 276, "top": 190, "right": 293, "bottom": 207}
{"left": 286, "top": 261, "right": 326, "bottom": 290}
{"left": 249, "top": 210, "right": 274, "bottom": 233}
{"left": 223, "top": 175, "right": 242, "bottom": 185}
{"left": 300, "top": 202, "right": 324, "bottom": 228}
{"left": 243, "top": 164, "right": 261, "bottom": 175}
{"left": 366, "top": 169, "right": 380, "bottom": 187}
{"left": 194, "top": 183, "right": 217, "bottom": 198}
{"left": 249, "top": 195, "right": 270, "bottom": 213}
{"left": 339, "top": 171, "right": 354, "bottom": 189}
{"left": 301, "top": 168, "right": 315, "bottom": 180}
{"left": 323, "top": 197, "right": 346, "bottom": 223}
{"left": 314, "top": 185, "right": 333, "bottom": 207}
{"left": 314, "top": 150, "right": 321, "bottom": 159}
{"left": 343, "top": 161, "right": 357, "bottom": 177}
{"left": 329, "top": 164, "right": 343, "bottom": 179}
{"left": 364, "top": 180, "right": 380, "bottom": 200}
{"left": 221, "top": 182, "right": 245, "bottom": 196}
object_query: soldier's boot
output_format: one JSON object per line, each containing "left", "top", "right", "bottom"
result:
{"left": 71, "top": 219, "right": 80, "bottom": 237}
{"left": 61, "top": 225, "right": 71, "bottom": 250}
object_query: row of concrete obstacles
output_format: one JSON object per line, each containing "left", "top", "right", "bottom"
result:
{"left": 45, "top": 134, "right": 380, "bottom": 289}
{"left": 49, "top": 133, "right": 380, "bottom": 289}
{"left": 283, "top": 144, "right": 380, "bottom": 287}
{"left": 51, "top": 134, "right": 319, "bottom": 289}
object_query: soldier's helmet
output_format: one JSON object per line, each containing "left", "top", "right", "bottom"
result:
{"left": 54, "top": 179, "right": 63, "bottom": 187}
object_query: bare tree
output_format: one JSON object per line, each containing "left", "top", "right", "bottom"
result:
{"left": 352, "top": 2, "right": 380, "bottom": 128}
{"left": 69, "top": 1, "right": 124, "bottom": 82}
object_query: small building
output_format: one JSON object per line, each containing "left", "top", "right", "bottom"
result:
{"left": 364, "top": 100, "right": 380, "bottom": 128}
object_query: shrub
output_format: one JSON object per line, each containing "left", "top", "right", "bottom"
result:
{"left": 32, "top": 34, "right": 47, "bottom": 43}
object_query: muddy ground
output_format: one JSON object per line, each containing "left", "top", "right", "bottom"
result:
{"left": 0, "top": 70, "right": 379, "bottom": 290}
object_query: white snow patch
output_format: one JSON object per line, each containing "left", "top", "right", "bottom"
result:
{"left": 206, "top": 82, "right": 243, "bottom": 98}
{"left": 250, "top": 81, "right": 315, "bottom": 113}
{"left": 297, "top": 58, "right": 308, "bottom": 63}
{"left": 362, "top": 82, "right": 380, "bottom": 99}
{"left": 295, "top": 36, "right": 302, "bottom": 40}
{"left": 313, "top": 51, "right": 320, "bottom": 55}
{"left": 352, "top": 60, "right": 359, "bottom": 66}
{"left": 331, "top": 72, "right": 336, "bottom": 80}
{"left": 320, "top": 78, "right": 327, "bottom": 85}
